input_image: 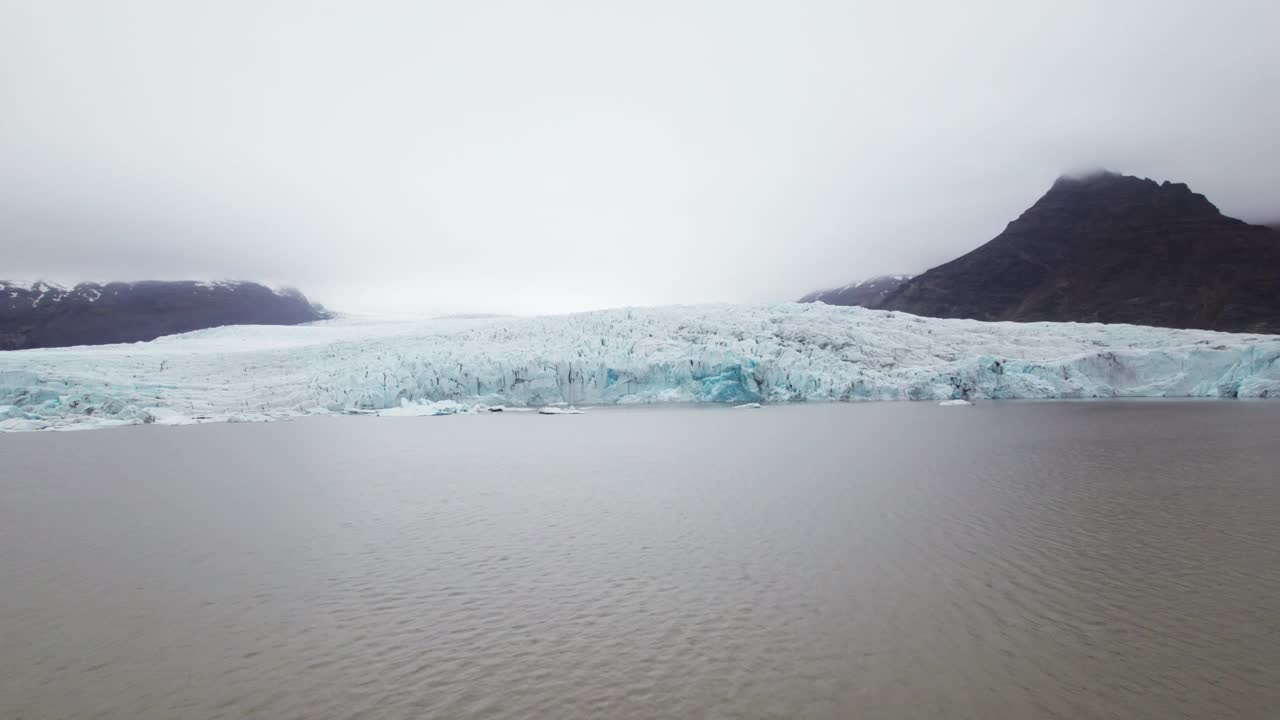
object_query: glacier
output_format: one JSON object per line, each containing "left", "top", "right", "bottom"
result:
{"left": 0, "top": 303, "right": 1277, "bottom": 431}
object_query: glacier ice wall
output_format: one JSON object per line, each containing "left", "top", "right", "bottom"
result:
{"left": 1, "top": 304, "right": 1278, "bottom": 430}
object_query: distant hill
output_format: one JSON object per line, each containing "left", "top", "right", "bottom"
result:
{"left": 798, "top": 274, "right": 913, "bottom": 307}
{"left": 873, "top": 172, "right": 1280, "bottom": 334}
{"left": 0, "top": 280, "right": 330, "bottom": 350}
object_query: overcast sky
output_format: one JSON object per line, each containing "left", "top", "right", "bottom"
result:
{"left": 2, "top": 1, "right": 1278, "bottom": 314}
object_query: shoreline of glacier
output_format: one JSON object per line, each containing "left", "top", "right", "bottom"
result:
{"left": 2, "top": 303, "right": 1277, "bottom": 432}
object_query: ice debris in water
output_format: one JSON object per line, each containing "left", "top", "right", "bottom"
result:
{"left": 734, "top": 402, "right": 762, "bottom": 409}
{"left": 1, "top": 303, "right": 1278, "bottom": 431}
{"left": 939, "top": 399, "right": 973, "bottom": 406}
{"left": 538, "top": 406, "right": 585, "bottom": 415}
{"left": 377, "top": 399, "right": 478, "bottom": 417}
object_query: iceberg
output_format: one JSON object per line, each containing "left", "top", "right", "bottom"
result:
{"left": 0, "top": 303, "right": 1277, "bottom": 431}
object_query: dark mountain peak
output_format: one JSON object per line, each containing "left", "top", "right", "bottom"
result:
{"left": 1049, "top": 168, "right": 1128, "bottom": 187}
{"left": 1015, "top": 170, "right": 1224, "bottom": 232}
{"left": 876, "top": 173, "right": 1280, "bottom": 334}
{"left": 1044, "top": 169, "right": 1198, "bottom": 200}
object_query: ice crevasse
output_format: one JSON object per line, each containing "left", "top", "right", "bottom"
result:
{"left": 1, "top": 303, "right": 1278, "bottom": 431}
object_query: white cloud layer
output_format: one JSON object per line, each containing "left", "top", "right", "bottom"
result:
{"left": 3, "top": 0, "right": 1278, "bottom": 313}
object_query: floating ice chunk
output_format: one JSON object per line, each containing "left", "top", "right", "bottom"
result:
{"left": 0, "top": 418, "right": 48, "bottom": 431}
{"left": 138, "top": 407, "right": 196, "bottom": 425}
{"left": 734, "top": 402, "right": 762, "bottom": 409}
{"left": 538, "top": 406, "right": 585, "bottom": 415}
{"left": 939, "top": 399, "right": 973, "bottom": 406}
{"left": 224, "top": 413, "right": 276, "bottom": 423}
{"left": 378, "top": 399, "right": 476, "bottom": 417}
{"left": 477, "top": 404, "right": 533, "bottom": 413}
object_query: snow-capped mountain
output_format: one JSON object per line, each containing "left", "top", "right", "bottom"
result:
{"left": 798, "top": 274, "right": 913, "bottom": 307}
{"left": 0, "top": 280, "right": 329, "bottom": 350}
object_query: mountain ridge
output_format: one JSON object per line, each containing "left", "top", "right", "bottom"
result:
{"left": 797, "top": 274, "right": 914, "bottom": 307}
{"left": 807, "top": 171, "right": 1280, "bottom": 334}
{"left": 1, "top": 279, "right": 330, "bottom": 350}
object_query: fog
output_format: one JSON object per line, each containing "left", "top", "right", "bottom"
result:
{"left": 3, "top": 1, "right": 1278, "bottom": 314}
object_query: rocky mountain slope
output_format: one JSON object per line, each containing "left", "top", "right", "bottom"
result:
{"left": 875, "top": 172, "right": 1280, "bottom": 333}
{"left": 0, "top": 280, "right": 329, "bottom": 350}
{"left": 798, "top": 274, "right": 913, "bottom": 306}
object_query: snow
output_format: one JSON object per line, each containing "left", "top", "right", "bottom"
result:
{"left": 1, "top": 303, "right": 1277, "bottom": 431}
{"left": 3, "top": 279, "right": 297, "bottom": 306}
{"left": 809, "top": 274, "right": 915, "bottom": 303}
{"left": 191, "top": 280, "right": 299, "bottom": 298}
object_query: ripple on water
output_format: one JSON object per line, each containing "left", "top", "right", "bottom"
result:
{"left": 1, "top": 402, "right": 1279, "bottom": 719}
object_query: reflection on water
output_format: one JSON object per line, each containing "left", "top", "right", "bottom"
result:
{"left": 2, "top": 401, "right": 1279, "bottom": 719}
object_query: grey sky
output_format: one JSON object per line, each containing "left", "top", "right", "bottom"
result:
{"left": 3, "top": 1, "right": 1278, "bottom": 314}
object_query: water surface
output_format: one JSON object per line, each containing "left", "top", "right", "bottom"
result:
{"left": 2, "top": 402, "right": 1279, "bottom": 719}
